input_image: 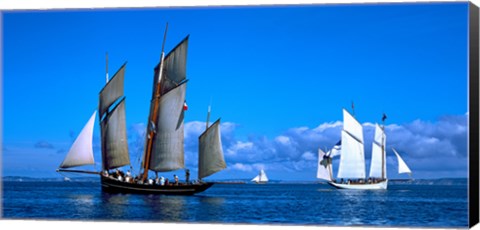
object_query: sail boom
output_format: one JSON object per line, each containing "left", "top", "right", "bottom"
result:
{"left": 56, "top": 169, "right": 100, "bottom": 175}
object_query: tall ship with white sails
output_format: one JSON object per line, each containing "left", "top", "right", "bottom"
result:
{"left": 57, "top": 25, "right": 227, "bottom": 195}
{"left": 317, "top": 109, "right": 412, "bottom": 190}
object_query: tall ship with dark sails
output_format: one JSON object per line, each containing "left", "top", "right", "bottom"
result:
{"left": 57, "top": 25, "right": 227, "bottom": 195}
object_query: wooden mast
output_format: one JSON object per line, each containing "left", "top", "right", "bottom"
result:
{"left": 101, "top": 52, "right": 109, "bottom": 171}
{"left": 141, "top": 23, "right": 169, "bottom": 181}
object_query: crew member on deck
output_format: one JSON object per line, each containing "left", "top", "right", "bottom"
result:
{"left": 185, "top": 169, "right": 190, "bottom": 184}
{"left": 174, "top": 174, "right": 179, "bottom": 185}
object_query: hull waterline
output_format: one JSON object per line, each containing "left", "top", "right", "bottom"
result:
{"left": 101, "top": 176, "right": 214, "bottom": 195}
{"left": 328, "top": 180, "right": 388, "bottom": 190}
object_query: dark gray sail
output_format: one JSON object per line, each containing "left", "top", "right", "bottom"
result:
{"left": 99, "top": 63, "right": 130, "bottom": 171}
{"left": 143, "top": 36, "right": 189, "bottom": 173}
{"left": 148, "top": 83, "right": 187, "bottom": 172}
{"left": 198, "top": 119, "right": 226, "bottom": 179}
{"left": 101, "top": 98, "right": 130, "bottom": 170}
{"left": 99, "top": 63, "right": 126, "bottom": 118}
{"left": 154, "top": 36, "right": 189, "bottom": 96}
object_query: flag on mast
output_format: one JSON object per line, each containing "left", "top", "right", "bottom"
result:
{"left": 183, "top": 100, "right": 188, "bottom": 111}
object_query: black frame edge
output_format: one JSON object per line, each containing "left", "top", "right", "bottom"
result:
{"left": 469, "top": 1, "right": 480, "bottom": 228}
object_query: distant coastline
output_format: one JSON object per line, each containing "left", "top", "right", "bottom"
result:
{"left": 1, "top": 176, "right": 468, "bottom": 185}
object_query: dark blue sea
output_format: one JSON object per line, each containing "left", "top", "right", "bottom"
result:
{"left": 1, "top": 179, "right": 468, "bottom": 228}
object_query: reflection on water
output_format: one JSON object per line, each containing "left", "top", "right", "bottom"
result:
{"left": 99, "top": 193, "right": 132, "bottom": 218}
{"left": 142, "top": 194, "right": 186, "bottom": 222}
{"left": 335, "top": 189, "right": 390, "bottom": 225}
{"left": 67, "top": 194, "right": 96, "bottom": 218}
{"left": 198, "top": 195, "right": 225, "bottom": 206}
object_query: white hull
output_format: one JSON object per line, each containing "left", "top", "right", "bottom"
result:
{"left": 328, "top": 180, "right": 388, "bottom": 190}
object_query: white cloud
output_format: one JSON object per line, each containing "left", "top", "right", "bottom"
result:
{"left": 301, "top": 151, "right": 316, "bottom": 161}
{"left": 226, "top": 141, "right": 254, "bottom": 156}
{"left": 275, "top": 135, "right": 291, "bottom": 145}
{"left": 230, "top": 163, "right": 253, "bottom": 172}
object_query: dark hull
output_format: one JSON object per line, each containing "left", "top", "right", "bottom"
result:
{"left": 101, "top": 176, "right": 214, "bottom": 195}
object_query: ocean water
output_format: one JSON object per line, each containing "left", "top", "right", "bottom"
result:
{"left": 1, "top": 180, "right": 468, "bottom": 228}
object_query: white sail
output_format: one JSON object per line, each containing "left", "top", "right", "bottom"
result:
{"left": 317, "top": 149, "right": 333, "bottom": 181}
{"left": 198, "top": 119, "right": 226, "bottom": 179}
{"left": 369, "top": 124, "right": 386, "bottom": 179}
{"left": 252, "top": 169, "right": 268, "bottom": 182}
{"left": 392, "top": 148, "right": 412, "bottom": 176}
{"left": 342, "top": 109, "right": 363, "bottom": 143}
{"left": 59, "top": 111, "right": 96, "bottom": 168}
{"left": 259, "top": 169, "right": 268, "bottom": 182}
{"left": 337, "top": 109, "right": 365, "bottom": 179}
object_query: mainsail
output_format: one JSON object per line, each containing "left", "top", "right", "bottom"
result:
{"left": 59, "top": 111, "right": 97, "bottom": 169}
{"left": 337, "top": 109, "right": 365, "bottom": 179}
{"left": 369, "top": 124, "right": 386, "bottom": 179}
{"left": 198, "top": 119, "right": 226, "bottom": 179}
{"left": 143, "top": 35, "right": 190, "bottom": 173}
{"left": 392, "top": 148, "right": 412, "bottom": 176}
{"left": 99, "top": 63, "right": 130, "bottom": 170}
{"left": 149, "top": 82, "right": 187, "bottom": 172}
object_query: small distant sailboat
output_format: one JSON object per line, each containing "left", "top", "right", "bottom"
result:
{"left": 252, "top": 169, "right": 269, "bottom": 184}
{"left": 317, "top": 109, "right": 412, "bottom": 190}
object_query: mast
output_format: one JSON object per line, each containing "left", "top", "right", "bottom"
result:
{"left": 381, "top": 113, "right": 387, "bottom": 180}
{"left": 381, "top": 125, "right": 385, "bottom": 180}
{"left": 206, "top": 105, "right": 211, "bottom": 130}
{"left": 142, "top": 23, "right": 169, "bottom": 181}
{"left": 106, "top": 52, "right": 109, "bottom": 83}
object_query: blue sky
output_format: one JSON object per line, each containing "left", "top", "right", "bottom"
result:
{"left": 1, "top": 2, "right": 471, "bottom": 180}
